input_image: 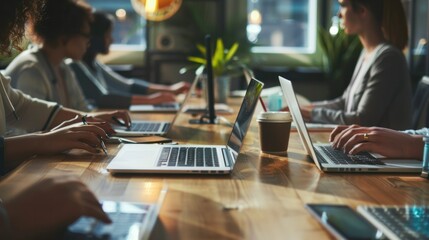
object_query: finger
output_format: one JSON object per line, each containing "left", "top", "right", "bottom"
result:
{"left": 112, "top": 111, "right": 132, "bottom": 129}
{"left": 329, "top": 125, "right": 349, "bottom": 142}
{"left": 83, "top": 204, "right": 112, "bottom": 223}
{"left": 73, "top": 125, "right": 109, "bottom": 139}
{"left": 335, "top": 127, "right": 363, "bottom": 149}
{"left": 342, "top": 133, "right": 368, "bottom": 153}
{"left": 79, "top": 189, "right": 112, "bottom": 224}
{"left": 348, "top": 142, "right": 376, "bottom": 155}
{"left": 89, "top": 122, "right": 115, "bottom": 135}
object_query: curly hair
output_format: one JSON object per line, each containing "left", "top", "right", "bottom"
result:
{"left": 31, "top": 0, "right": 92, "bottom": 46}
{"left": 0, "top": 0, "right": 45, "bottom": 55}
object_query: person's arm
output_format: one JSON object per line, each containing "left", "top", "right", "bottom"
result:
{"left": 3, "top": 177, "right": 110, "bottom": 240}
{"left": 2, "top": 123, "right": 109, "bottom": 173}
{"left": 47, "top": 107, "right": 131, "bottom": 131}
{"left": 97, "top": 61, "right": 150, "bottom": 94}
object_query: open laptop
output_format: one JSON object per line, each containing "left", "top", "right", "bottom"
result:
{"left": 279, "top": 76, "right": 422, "bottom": 173}
{"left": 114, "top": 73, "right": 201, "bottom": 137}
{"left": 357, "top": 205, "right": 429, "bottom": 240}
{"left": 64, "top": 185, "right": 167, "bottom": 240}
{"left": 129, "top": 102, "right": 180, "bottom": 113}
{"left": 107, "top": 78, "right": 263, "bottom": 174}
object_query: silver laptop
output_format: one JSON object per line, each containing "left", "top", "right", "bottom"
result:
{"left": 129, "top": 102, "right": 180, "bottom": 113}
{"left": 64, "top": 185, "right": 167, "bottom": 240}
{"left": 107, "top": 78, "right": 264, "bottom": 174}
{"left": 357, "top": 205, "right": 429, "bottom": 240}
{"left": 114, "top": 74, "right": 200, "bottom": 137}
{"left": 279, "top": 76, "right": 422, "bottom": 173}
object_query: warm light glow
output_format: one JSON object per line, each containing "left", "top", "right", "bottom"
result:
{"left": 145, "top": 0, "right": 157, "bottom": 14}
{"left": 249, "top": 10, "right": 262, "bottom": 25}
{"left": 131, "top": 0, "right": 182, "bottom": 21}
{"left": 115, "top": 9, "right": 127, "bottom": 21}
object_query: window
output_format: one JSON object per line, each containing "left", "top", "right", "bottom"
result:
{"left": 86, "top": 0, "right": 146, "bottom": 50}
{"left": 247, "top": 0, "right": 317, "bottom": 54}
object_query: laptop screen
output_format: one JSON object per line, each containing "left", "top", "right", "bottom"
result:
{"left": 226, "top": 78, "right": 264, "bottom": 157}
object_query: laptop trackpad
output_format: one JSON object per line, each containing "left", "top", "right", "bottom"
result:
{"left": 381, "top": 159, "right": 422, "bottom": 168}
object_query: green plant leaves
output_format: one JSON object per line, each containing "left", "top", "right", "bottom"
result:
{"left": 186, "top": 38, "right": 240, "bottom": 77}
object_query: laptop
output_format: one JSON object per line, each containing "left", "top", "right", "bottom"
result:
{"left": 107, "top": 78, "right": 264, "bottom": 174}
{"left": 357, "top": 205, "right": 429, "bottom": 240}
{"left": 64, "top": 185, "right": 167, "bottom": 240}
{"left": 114, "top": 73, "right": 201, "bottom": 137}
{"left": 278, "top": 76, "right": 422, "bottom": 173}
{"left": 129, "top": 102, "right": 180, "bottom": 113}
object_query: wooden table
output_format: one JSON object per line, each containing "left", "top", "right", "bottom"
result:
{"left": 0, "top": 99, "right": 428, "bottom": 239}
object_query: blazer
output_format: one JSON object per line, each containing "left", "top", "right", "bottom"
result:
{"left": 4, "top": 47, "right": 91, "bottom": 112}
{"left": 311, "top": 43, "right": 412, "bottom": 130}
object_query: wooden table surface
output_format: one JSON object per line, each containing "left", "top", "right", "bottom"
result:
{"left": 0, "top": 98, "right": 428, "bottom": 240}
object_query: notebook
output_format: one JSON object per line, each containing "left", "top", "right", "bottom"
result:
{"left": 129, "top": 102, "right": 180, "bottom": 113}
{"left": 278, "top": 76, "right": 422, "bottom": 173}
{"left": 357, "top": 205, "right": 429, "bottom": 240}
{"left": 107, "top": 78, "right": 264, "bottom": 174}
{"left": 114, "top": 73, "right": 200, "bottom": 137}
{"left": 63, "top": 185, "right": 167, "bottom": 240}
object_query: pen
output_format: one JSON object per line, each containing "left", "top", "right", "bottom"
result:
{"left": 82, "top": 115, "right": 108, "bottom": 155}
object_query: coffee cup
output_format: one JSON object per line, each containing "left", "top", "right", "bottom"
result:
{"left": 257, "top": 111, "right": 292, "bottom": 153}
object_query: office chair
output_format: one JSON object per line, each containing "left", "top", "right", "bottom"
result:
{"left": 411, "top": 76, "right": 429, "bottom": 129}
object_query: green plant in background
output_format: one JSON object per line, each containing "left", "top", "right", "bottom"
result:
{"left": 184, "top": 38, "right": 242, "bottom": 77}
{"left": 319, "top": 27, "right": 362, "bottom": 98}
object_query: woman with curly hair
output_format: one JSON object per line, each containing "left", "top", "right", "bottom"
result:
{"left": 0, "top": 1, "right": 121, "bottom": 237}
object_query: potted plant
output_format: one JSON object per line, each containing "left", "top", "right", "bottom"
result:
{"left": 318, "top": 27, "right": 362, "bottom": 98}
{"left": 183, "top": 38, "right": 242, "bottom": 103}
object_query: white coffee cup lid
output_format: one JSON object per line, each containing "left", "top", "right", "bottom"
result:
{"left": 257, "top": 111, "right": 292, "bottom": 122}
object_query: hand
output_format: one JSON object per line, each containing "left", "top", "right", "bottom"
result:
{"left": 4, "top": 177, "right": 111, "bottom": 240}
{"left": 145, "top": 92, "right": 176, "bottom": 104}
{"left": 330, "top": 125, "right": 424, "bottom": 159}
{"left": 50, "top": 115, "right": 114, "bottom": 135}
{"left": 168, "top": 81, "right": 191, "bottom": 94}
{"left": 87, "top": 110, "right": 132, "bottom": 130}
{"left": 38, "top": 123, "right": 109, "bottom": 155}
{"left": 300, "top": 105, "right": 313, "bottom": 122}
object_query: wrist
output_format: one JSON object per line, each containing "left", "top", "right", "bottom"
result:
{"left": 408, "top": 135, "right": 425, "bottom": 160}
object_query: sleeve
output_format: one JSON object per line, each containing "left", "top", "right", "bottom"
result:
{"left": 3, "top": 75, "right": 60, "bottom": 133}
{"left": 97, "top": 62, "right": 150, "bottom": 95}
{"left": 310, "top": 96, "right": 347, "bottom": 124}
{"left": 403, "top": 128, "right": 429, "bottom": 136}
{"left": 69, "top": 62, "right": 132, "bottom": 109}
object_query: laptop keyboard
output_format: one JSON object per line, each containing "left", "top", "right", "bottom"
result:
{"left": 157, "top": 147, "right": 220, "bottom": 167}
{"left": 64, "top": 202, "right": 151, "bottom": 240}
{"left": 317, "top": 145, "right": 385, "bottom": 165}
{"left": 361, "top": 206, "right": 429, "bottom": 240}
{"left": 129, "top": 122, "right": 170, "bottom": 132}
{"left": 153, "top": 103, "right": 177, "bottom": 109}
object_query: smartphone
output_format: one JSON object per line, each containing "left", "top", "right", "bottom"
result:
{"left": 305, "top": 204, "right": 385, "bottom": 240}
